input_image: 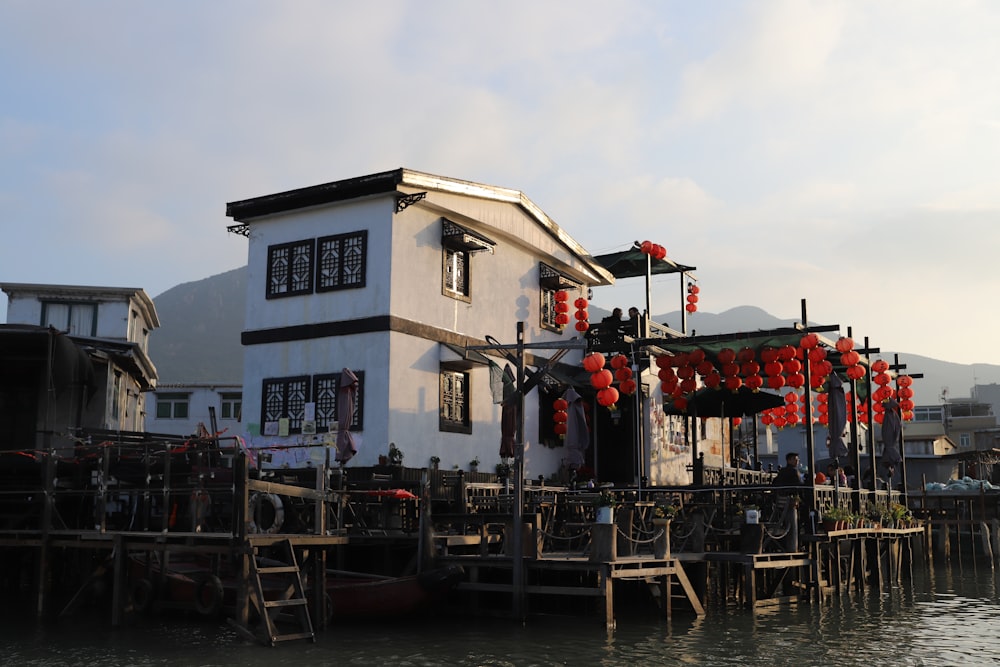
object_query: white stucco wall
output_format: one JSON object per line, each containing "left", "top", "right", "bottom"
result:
{"left": 236, "top": 182, "right": 601, "bottom": 477}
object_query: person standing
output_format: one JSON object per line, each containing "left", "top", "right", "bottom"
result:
{"left": 773, "top": 452, "right": 804, "bottom": 487}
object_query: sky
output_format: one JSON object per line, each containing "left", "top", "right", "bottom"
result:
{"left": 2, "top": 1, "right": 1000, "bottom": 368}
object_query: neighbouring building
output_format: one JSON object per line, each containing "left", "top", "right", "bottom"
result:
{"left": 146, "top": 383, "right": 242, "bottom": 438}
{"left": 0, "top": 283, "right": 159, "bottom": 454}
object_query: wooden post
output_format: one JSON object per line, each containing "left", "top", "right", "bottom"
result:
{"left": 600, "top": 563, "right": 615, "bottom": 630}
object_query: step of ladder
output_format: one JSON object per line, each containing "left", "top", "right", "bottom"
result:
{"left": 247, "top": 539, "right": 315, "bottom": 646}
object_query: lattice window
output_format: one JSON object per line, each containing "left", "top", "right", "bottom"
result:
{"left": 261, "top": 375, "right": 310, "bottom": 432}
{"left": 440, "top": 368, "right": 471, "bottom": 433}
{"left": 317, "top": 231, "right": 367, "bottom": 292}
{"left": 267, "top": 240, "right": 314, "bottom": 298}
{"left": 312, "top": 371, "right": 365, "bottom": 431}
{"left": 540, "top": 287, "right": 558, "bottom": 330}
{"left": 443, "top": 248, "right": 470, "bottom": 299}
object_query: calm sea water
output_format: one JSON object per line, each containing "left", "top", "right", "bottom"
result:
{"left": 3, "top": 562, "right": 1000, "bottom": 667}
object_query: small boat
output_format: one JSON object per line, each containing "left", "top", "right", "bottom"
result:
{"left": 127, "top": 554, "right": 463, "bottom": 620}
{"left": 323, "top": 565, "right": 464, "bottom": 620}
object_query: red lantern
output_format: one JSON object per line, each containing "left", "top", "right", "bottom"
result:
{"left": 898, "top": 375, "right": 913, "bottom": 388}
{"left": 724, "top": 376, "right": 743, "bottom": 392}
{"left": 783, "top": 359, "right": 802, "bottom": 375}
{"left": 745, "top": 374, "right": 764, "bottom": 391}
{"left": 786, "top": 373, "right": 805, "bottom": 389}
{"left": 590, "top": 369, "right": 613, "bottom": 389}
{"left": 554, "top": 290, "right": 568, "bottom": 302}
{"left": 673, "top": 396, "right": 688, "bottom": 412}
{"left": 741, "top": 361, "right": 761, "bottom": 377}
{"left": 554, "top": 423, "right": 567, "bottom": 435}
{"left": 583, "top": 353, "right": 606, "bottom": 373}
{"left": 703, "top": 371, "right": 722, "bottom": 389}
{"left": 655, "top": 354, "right": 672, "bottom": 369}
{"left": 767, "top": 375, "right": 786, "bottom": 390}
{"left": 688, "top": 348, "right": 706, "bottom": 365}
{"left": 835, "top": 337, "right": 854, "bottom": 353}
{"left": 845, "top": 365, "right": 866, "bottom": 380}
{"left": 721, "top": 362, "right": 740, "bottom": 378}
{"left": 552, "top": 411, "right": 568, "bottom": 423}
{"left": 615, "top": 367, "right": 633, "bottom": 383}
{"left": 597, "top": 387, "right": 619, "bottom": 407}
{"left": 554, "top": 301, "right": 570, "bottom": 313}
{"left": 620, "top": 378, "right": 637, "bottom": 395}
{"left": 574, "top": 297, "right": 588, "bottom": 309}
{"left": 658, "top": 367, "right": 676, "bottom": 382}
{"left": 717, "top": 348, "right": 737, "bottom": 365}
{"left": 575, "top": 321, "right": 590, "bottom": 332}
{"left": 656, "top": 245, "right": 667, "bottom": 260}
{"left": 840, "top": 351, "right": 860, "bottom": 367}
{"left": 574, "top": 309, "right": 589, "bottom": 321}
{"left": 686, "top": 294, "right": 698, "bottom": 304}
{"left": 680, "top": 377, "right": 698, "bottom": 394}
{"left": 610, "top": 354, "right": 627, "bottom": 369}
{"left": 640, "top": 240, "right": 652, "bottom": 254}
{"left": 800, "top": 333, "right": 819, "bottom": 349}
{"left": 764, "top": 361, "right": 783, "bottom": 377}
{"left": 872, "top": 359, "right": 889, "bottom": 373}
{"left": 553, "top": 398, "right": 568, "bottom": 411}
{"left": 760, "top": 347, "right": 779, "bottom": 364}
{"left": 808, "top": 347, "right": 827, "bottom": 363}
{"left": 555, "top": 313, "right": 569, "bottom": 326}
{"left": 685, "top": 303, "right": 697, "bottom": 313}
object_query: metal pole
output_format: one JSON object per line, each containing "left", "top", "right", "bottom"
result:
{"left": 511, "top": 321, "right": 526, "bottom": 621}
{"left": 801, "top": 300, "right": 816, "bottom": 485}
{"left": 894, "top": 354, "right": 909, "bottom": 499}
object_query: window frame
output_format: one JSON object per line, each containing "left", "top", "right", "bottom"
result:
{"left": 312, "top": 371, "right": 365, "bottom": 431}
{"left": 439, "top": 367, "right": 471, "bottom": 434}
{"left": 40, "top": 300, "right": 98, "bottom": 337}
{"left": 316, "top": 230, "right": 368, "bottom": 292}
{"left": 220, "top": 392, "right": 242, "bottom": 421}
{"left": 266, "top": 239, "right": 315, "bottom": 299}
{"left": 261, "top": 375, "right": 311, "bottom": 433}
{"left": 155, "top": 392, "right": 190, "bottom": 419}
{"left": 442, "top": 247, "right": 471, "bottom": 302}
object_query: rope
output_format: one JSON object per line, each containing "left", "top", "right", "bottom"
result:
{"left": 615, "top": 525, "right": 663, "bottom": 545}
{"left": 539, "top": 527, "right": 591, "bottom": 541}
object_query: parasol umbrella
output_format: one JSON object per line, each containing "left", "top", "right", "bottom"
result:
{"left": 880, "top": 399, "right": 902, "bottom": 467}
{"left": 826, "top": 373, "right": 849, "bottom": 459}
{"left": 499, "top": 400, "right": 517, "bottom": 458}
{"left": 593, "top": 248, "right": 696, "bottom": 279}
{"left": 335, "top": 368, "right": 359, "bottom": 464}
{"left": 562, "top": 387, "right": 589, "bottom": 468}
{"left": 664, "top": 386, "right": 785, "bottom": 418}
{"left": 363, "top": 488, "right": 419, "bottom": 500}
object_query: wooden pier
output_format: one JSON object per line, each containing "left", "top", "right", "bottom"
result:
{"left": 0, "top": 432, "right": 943, "bottom": 636}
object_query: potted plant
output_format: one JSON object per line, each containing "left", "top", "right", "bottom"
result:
{"left": 469, "top": 457, "right": 480, "bottom": 473}
{"left": 823, "top": 506, "right": 851, "bottom": 532}
{"left": 495, "top": 461, "right": 512, "bottom": 481}
{"left": 594, "top": 489, "right": 618, "bottom": 524}
{"left": 388, "top": 443, "right": 404, "bottom": 466}
{"left": 429, "top": 455, "right": 440, "bottom": 471}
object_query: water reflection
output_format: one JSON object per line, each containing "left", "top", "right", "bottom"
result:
{"left": 3, "top": 565, "right": 1000, "bottom": 666}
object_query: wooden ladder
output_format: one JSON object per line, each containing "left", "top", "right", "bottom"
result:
{"left": 248, "top": 539, "right": 315, "bottom": 646}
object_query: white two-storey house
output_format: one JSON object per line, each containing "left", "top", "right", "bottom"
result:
{"left": 225, "top": 169, "right": 616, "bottom": 476}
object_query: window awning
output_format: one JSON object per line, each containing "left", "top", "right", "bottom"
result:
{"left": 442, "top": 219, "right": 496, "bottom": 254}
{"left": 440, "top": 342, "right": 492, "bottom": 369}
{"left": 539, "top": 263, "right": 580, "bottom": 290}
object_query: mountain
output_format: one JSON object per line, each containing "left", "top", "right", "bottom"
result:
{"left": 148, "top": 268, "right": 1000, "bottom": 397}
{"left": 149, "top": 266, "right": 246, "bottom": 384}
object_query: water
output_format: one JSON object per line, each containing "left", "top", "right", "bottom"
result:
{"left": 3, "top": 564, "right": 1000, "bottom": 666}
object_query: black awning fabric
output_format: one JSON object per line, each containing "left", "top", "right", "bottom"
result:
{"left": 593, "top": 249, "right": 696, "bottom": 279}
